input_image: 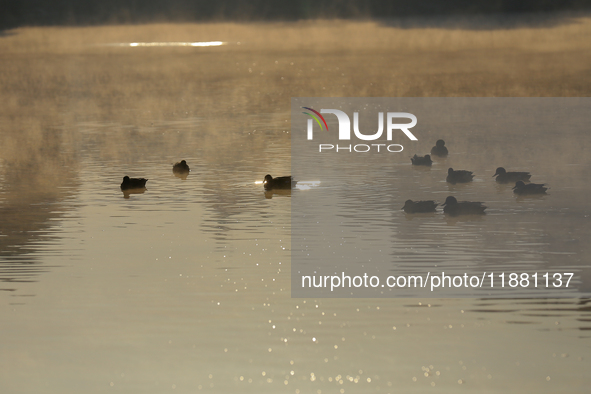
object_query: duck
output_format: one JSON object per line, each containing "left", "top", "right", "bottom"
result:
{"left": 401, "top": 199, "right": 438, "bottom": 213}
{"left": 430, "top": 140, "right": 448, "bottom": 157}
{"left": 493, "top": 167, "right": 531, "bottom": 184}
{"left": 121, "top": 176, "right": 148, "bottom": 190}
{"left": 512, "top": 180, "right": 547, "bottom": 195}
{"left": 411, "top": 154, "right": 432, "bottom": 166}
{"left": 173, "top": 160, "right": 190, "bottom": 174}
{"left": 263, "top": 175, "right": 297, "bottom": 190}
{"left": 442, "top": 196, "right": 486, "bottom": 216}
{"left": 446, "top": 168, "right": 474, "bottom": 184}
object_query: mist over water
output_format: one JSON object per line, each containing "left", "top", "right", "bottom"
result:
{"left": 1, "top": 19, "right": 590, "bottom": 393}
{"left": 292, "top": 98, "right": 591, "bottom": 298}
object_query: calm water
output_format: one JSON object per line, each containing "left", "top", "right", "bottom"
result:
{"left": 291, "top": 98, "right": 591, "bottom": 298}
{"left": 1, "top": 22, "right": 591, "bottom": 393}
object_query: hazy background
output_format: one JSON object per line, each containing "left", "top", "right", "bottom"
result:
{"left": 1, "top": 2, "right": 591, "bottom": 393}
{"left": 2, "top": 0, "right": 591, "bottom": 301}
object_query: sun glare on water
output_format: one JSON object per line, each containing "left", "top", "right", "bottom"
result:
{"left": 108, "top": 41, "right": 226, "bottom": 47}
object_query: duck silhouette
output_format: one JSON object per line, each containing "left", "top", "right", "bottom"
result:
{"left": 401, "top": 200, "right": 438, "bottom": 213}
{"left": 430, "top": 140, "right": 448, "bottom": 157}
{"left": 493, "top": 167, "right": 531, "bottom": 184}
{"left": 442, "top": 196, "right": 486, "bottom": 216}
{"left": 263, "top": 175, "right": 296, "bottom": 190}
{"left": 411, "top": 154, "right": 432, "bottom": 166}
{"left": 120, "top": 176, "right": 148, "bottom": 190}
{"left": 512, "top": 180, "right": 547, "bottom": 195}
{"left": 173, "top": 160, "right": 190, "bottom": 174}
{"left": 173, "top": 160, "right": 190, "bottom": 179}
{"left": 446, "top": 168, "right": 474, "bottom": 184}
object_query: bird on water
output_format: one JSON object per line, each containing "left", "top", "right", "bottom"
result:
{"left": 173, "top": 160, "right": 190, "bottom": 179}
{"left": 446, "top": 168, "right": 474, "bottom": 184}
{"left": 173, "top": 160, "right": 190, "bottom": 174}
{"left": 121, "top": 176, "right": 148, "bottom": 190}
{"left": 401, "top": 200, "right": 438, "bottom": 214}
{"left": 263, "top": 175, "right": 297, "bottom": 190}
{"left": 493, "top": 167, "right": 531, "bottom": 184}
{"left": 442, "top": 196, "right": 486, "bottom": 216}
{"left": 411, "top": 154, "right": 433, "bottom": 166}
{"left": 430, "top": 139, "right": 448, "bottom": 157}
{"left": 512, "top": 180, "right": 547, "bottom": 195}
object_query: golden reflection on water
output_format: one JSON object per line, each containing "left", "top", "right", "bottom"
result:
{"left": 109, "top": 41, "right": 227, "bottom": 47}
{"left": 0, "top": 19, "right": 590, "bottom": 393}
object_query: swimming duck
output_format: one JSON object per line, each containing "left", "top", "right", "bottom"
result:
{"left": 411, "top": 154, "right": 432, "bottom": 166}
{"left": 442, "top": 196, "right": 486, "bottom": 216}
{"left": 430, "top": 140, "right": 448, "bottom": 157}
{"left": 173, "top": 160, "right": 190, "bottom": 174}
{"left": 263, "top": 175, "right": 296, "bottom": 190}
{"left": 121, "top": 176, "right": 148, "bottom": 190}
{"left": 512, "top": 180, "right": 547, "bottom": 195}
{"left": 401, "top": 199, "right": 438, "bottom": 213}
{"left": 493, "top": 167, "right": 531, "bottom": 184}
{"left": 446, "top": 168, "right": 474, "bottom": 184}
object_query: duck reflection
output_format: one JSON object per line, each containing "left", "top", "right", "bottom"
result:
{"left": 403, "top": 211, "right": 438, "bottom": 220}
{"left": 411, "top": 164, "right": 431, "bottom": 173}
{"left": 173, "top": 172, "right": 189, "bottom": 180}
{"left": 515, "top": 194, "right": 547, "bottom": 202}
{"left": 264, "top": 189, "right": 292, "bottom": 199}
{"left": 262, "top": 180, "right": 320, "bottom": 199}
{"left": 122, "top": 187, "right": 147, "bottom": 199}
{"left": 444, "top": 213, "right": 487, "bottom": 225}
{"left": 446, "top": 181, "right": 473, "bottom": 192}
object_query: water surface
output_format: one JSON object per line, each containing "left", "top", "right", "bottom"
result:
{"left": 1, "top": 20, "right": 591, "bottom": 393}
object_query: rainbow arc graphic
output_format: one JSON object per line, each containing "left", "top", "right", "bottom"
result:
{"left": 302, "top": 107, "right": 329, "bottom": 131}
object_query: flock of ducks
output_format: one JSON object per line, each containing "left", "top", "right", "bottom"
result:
{"left": 120, "top": 140, "right": 547, "bottom": 212}
{"left": 404, "top": 139, "right": 548, "bottom": 216}
{"left": 120, "top": 160, "right": 296, "bottom": 198}
{"left": 120, "top": 160, "right": 190, "bottom": 196}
